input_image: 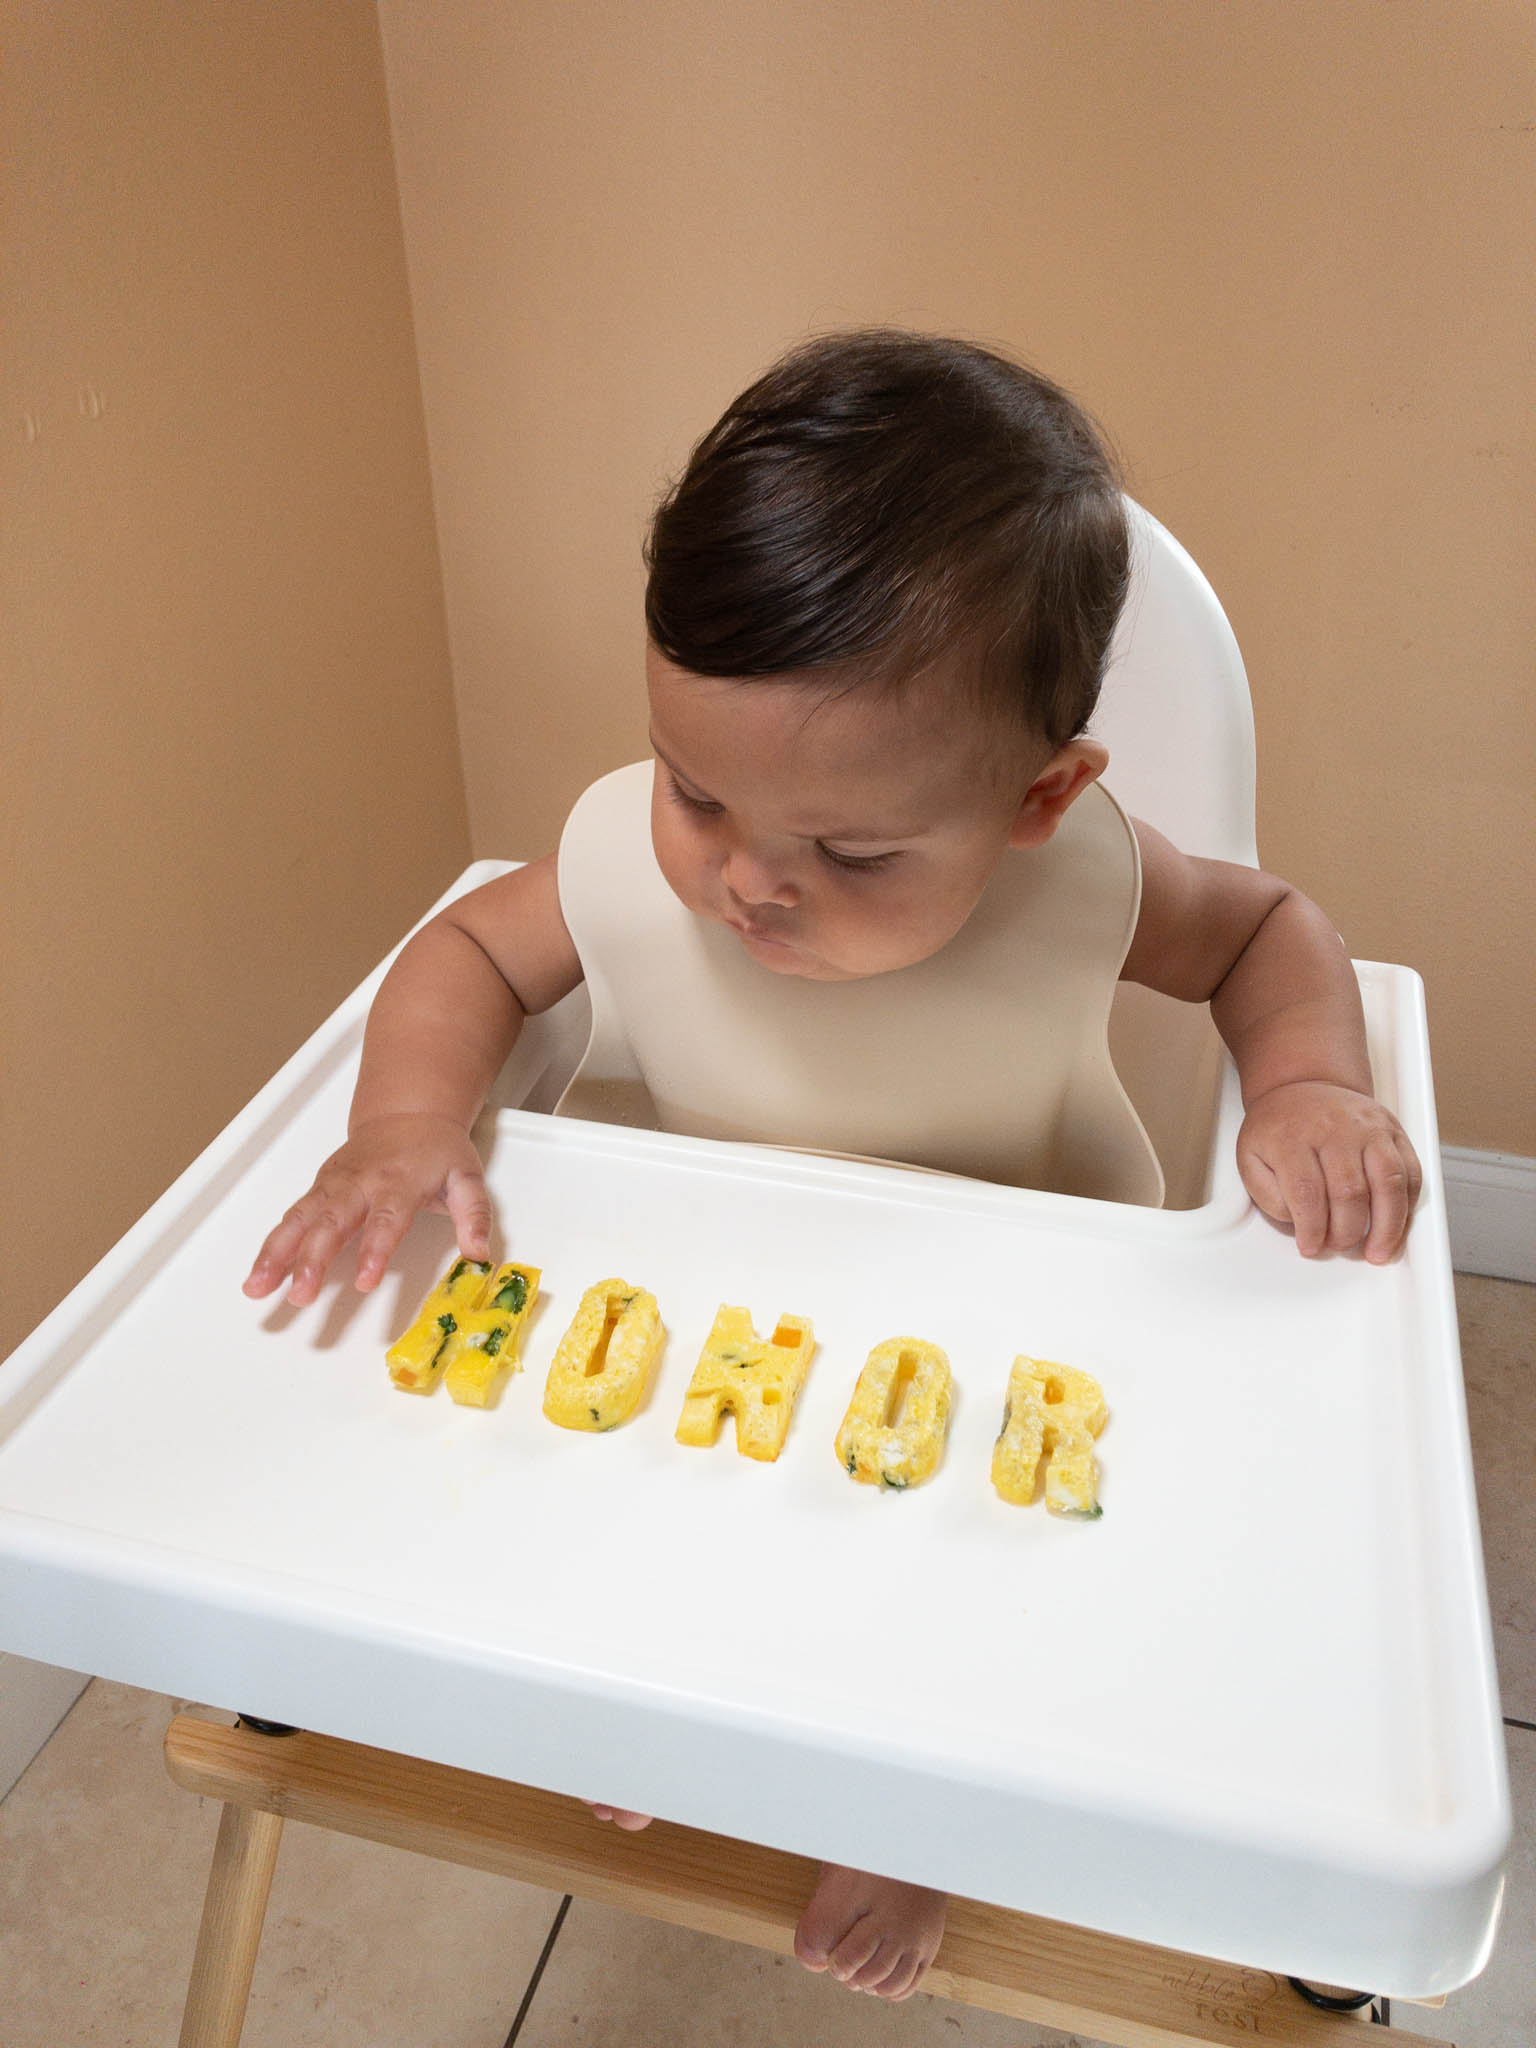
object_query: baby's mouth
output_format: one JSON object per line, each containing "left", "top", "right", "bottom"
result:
{"left": 727, "top": 914, "right": 798, "bottom": 953}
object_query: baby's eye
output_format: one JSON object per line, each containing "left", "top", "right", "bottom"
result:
{"left": 666, "top": 775, "right": 723, "bottom": 817}
{"left": 817, "top": 842, "right": 901, "bottom": 875}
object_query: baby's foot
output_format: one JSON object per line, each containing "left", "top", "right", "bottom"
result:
{"left": 793, "top": 1863, "right": 946, "bottom": 2001}
{"left": 586, "top": 1801, "right": 653, "bottom": 1831}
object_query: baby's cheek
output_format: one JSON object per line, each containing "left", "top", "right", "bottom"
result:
{"left": 649, "top": 820, "right": 702, "bottom": 912}
{"left": 841, "top": 902, "right": 944, "bottom": 977}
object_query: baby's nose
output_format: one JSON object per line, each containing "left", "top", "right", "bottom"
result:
{"left": 721, "top": 844, "right": 798, "bottom": 909}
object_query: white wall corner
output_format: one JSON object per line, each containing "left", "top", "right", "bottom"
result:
{"left": 1443, "top": 1147, "right": 1536, "bottom": 1284}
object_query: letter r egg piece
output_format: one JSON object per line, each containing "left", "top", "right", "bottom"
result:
{"left": 443, "top": 1261, "right": 541, "bottom": 1408}
{"left": 386, "top": 1257, "right": 494, "bottom": 1393}
{"left": 675, "top": 1305, "right": 815, "bottom": 1460}
{"left": 543, "top": 1279, "right": 665, "bottom": 1431}
{"left": 991, "top": 1356, "right": 1108, "bottom": 1517}
{"left": 834, "top": 1337, "right": 953, "bottom": 1490}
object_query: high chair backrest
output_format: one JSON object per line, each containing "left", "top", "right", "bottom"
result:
{"left": 1094, "top": 501, "right": 1258, "bottom": 868}
{"left": 1098, "top": 501, "right": 1260, "bottom": 1207}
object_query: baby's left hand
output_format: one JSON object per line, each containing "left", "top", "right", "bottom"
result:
{"left": 1236, "top": 1081, "right": 1422, "bottom": 1264}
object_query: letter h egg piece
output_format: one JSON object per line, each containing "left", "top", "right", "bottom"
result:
{"left": 543, "top": 1279, "right": 665, "bottom": 1430}
{"left": 442, "top": 1261, "right": 541, "bottom": 1408}
{"left": 675, "top": 1305, "right": 815, "bottom": 1460}
{"left": 992, "top": 1356, "right": 1107, "bottom": 1517}
{"left": 835, "top": 1337, "right": 953, "bottom": 1490}
{"left": 387, "top": 1257, "right": 494, "bottom": 1393}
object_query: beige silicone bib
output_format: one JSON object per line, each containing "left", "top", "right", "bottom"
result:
{"left": 554, "top": 763, "right": 1163, "bottom": 1206}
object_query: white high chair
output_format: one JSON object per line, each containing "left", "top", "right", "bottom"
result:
{"left": 0, "top": 507, "right": 1505, "bottom": 2048}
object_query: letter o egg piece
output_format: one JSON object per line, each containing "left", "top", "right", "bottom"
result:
{"left": 992, "top": 1356, "right": 1107, "bottom": 1517}
{"left": 835, "top": 1337, "right": 953, "bottom": 1491}
{"left": 675, "top": 1305, "right": 815, "bottom": 1460}
{"left": 543, "top": 1278, "right": 665, "bottom": 1431}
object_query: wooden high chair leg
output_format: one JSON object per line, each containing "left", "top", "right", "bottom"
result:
{"left": 177, "top": 1796, "right": 284, "bottom": 2048}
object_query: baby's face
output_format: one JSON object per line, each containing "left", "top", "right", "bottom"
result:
{"left": 647, "top": 647, "right": 1042, "bottom": 981}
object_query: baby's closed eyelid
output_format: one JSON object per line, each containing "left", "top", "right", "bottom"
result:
{"left": 817, "top": 842, "right": 902, "bottom": 873}
{"left": 665, "top": 774, "right": 723, "bottom": 815}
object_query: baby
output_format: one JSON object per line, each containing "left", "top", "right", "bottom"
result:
{"left": 246, "top": 331, "right": 1422, "bottom": 2001}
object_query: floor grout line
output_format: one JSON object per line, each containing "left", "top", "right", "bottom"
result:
{"left": 1503, "top": 1716, "right": 1536, "bottom": 1733}
{"left": 501, "top": 1893, "right": 572, "bottom": 2047}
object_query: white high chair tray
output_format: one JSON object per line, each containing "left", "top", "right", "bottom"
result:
{"left": 0, "top": 867, "right": 1507, "bottom": 2001}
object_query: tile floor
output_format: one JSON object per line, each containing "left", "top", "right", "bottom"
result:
{"left": 2, "top": 1274, "right": 1531, "bottom": 2048}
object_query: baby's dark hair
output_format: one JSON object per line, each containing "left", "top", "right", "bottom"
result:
{"left": 644, "top": 330, "right": 1129, "bottom": 749}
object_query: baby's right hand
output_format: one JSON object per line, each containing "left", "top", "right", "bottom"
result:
{"left": 243, "top": 1113, "right": 494, "bottom": 1307}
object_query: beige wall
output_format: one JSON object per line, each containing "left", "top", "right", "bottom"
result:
{"left": 379, "top": 0, "right": 1534, "bottom": 1155}
{"left": 1, "top": 1, "right": 466, "bottom": 1359}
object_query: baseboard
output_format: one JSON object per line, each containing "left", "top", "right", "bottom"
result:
{"left": 1443, "top": 1147, "right": 1536, "bottom": 1283}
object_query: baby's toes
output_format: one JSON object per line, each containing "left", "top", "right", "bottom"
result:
{"left": 585, "top": 1800, "right": 653, "bottom": 1830}
{"left": 847, "top": 1942, "right": 927, "bottom": 2000}
{"left": 828, "top": 1916, "right": 883, "bottom": 1983}
{"left": 794, "top": 1885, "right": 851, "bottom": 1971}
{"left": 878, "top": 1949, "right": 930, "bottom": 2001}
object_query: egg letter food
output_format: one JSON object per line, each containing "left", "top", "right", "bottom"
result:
{"left": 991, "top": 1356, "right": 1107, "bottom": 1517}
{"left": 387, "top": 1257, "right": 493, "bottom": 1393}
{"left": 675, "top": 1305, "right": 815, "bottom": 1460}
{"left": 387, "top": 1257, "right": 540, "bottom": 1402}
{"left": 543, "top": 1278, "right": 665, "bottom": 1431}
{"left": 442, "top": 1262, "right": 541, "bottom": 1408}
{"left": 834, "top": 1337, "right": 953, "bottom": 1491}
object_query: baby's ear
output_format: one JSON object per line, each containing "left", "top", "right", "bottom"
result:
{"left": 1007, "top": 738, "right": 1109, "bottom": 849}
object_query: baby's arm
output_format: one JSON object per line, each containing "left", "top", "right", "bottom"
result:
{"left": 1122, "top": 822, "right": 1422, "bottom": 1262}
{"left": 244, "top": 854, "right": 583, "bottom": 1306}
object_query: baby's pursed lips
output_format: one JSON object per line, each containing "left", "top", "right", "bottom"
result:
{"left": 729, "top": 914, "right": 793, "bottom": 946}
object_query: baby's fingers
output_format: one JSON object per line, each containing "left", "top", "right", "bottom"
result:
{"left": 246, "top": 1188, "right": 368, "bottom": 1306}
{"left": 285, "top": 1193, "right": 374, "bottom": 1306}
{"left": 244, "top": 1211, "right": 310, "bottom": 1299}
{"left": 1361, "top": 1133, "right": 1421, "bottom": 1265}
{"left": 353, "top": 1187, "right": 423, "bottom": 1294}
{"left": 1243, "top": 1143, "right": 1332, "bottom": 1256}
{"left": 1314, "top": 1143, "right": 1375, "bottom": 1256}
{"left": 444, "top": 1164, "right": 495, "bottom": 1266}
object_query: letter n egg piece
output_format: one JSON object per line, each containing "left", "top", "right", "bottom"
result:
{"left": 675, "top": 1305, "right": 815, "bottom": 1460}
